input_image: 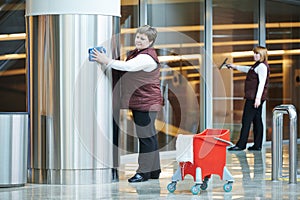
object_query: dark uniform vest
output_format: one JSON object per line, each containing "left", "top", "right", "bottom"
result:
{"left": 244, "top": 61, "right": 270, "bottom": 101}
{"left": 119, "top": 48, "right": 163, "bottom": 111}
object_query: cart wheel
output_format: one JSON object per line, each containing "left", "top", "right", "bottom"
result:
{"left": 167, "top": 182, "right": 177, "bottom": 193}
{"left": 200, "top": 181, "right": 208, "bottom": 190}
{"left": 191, "top": 184, "right": 201, "bottom": 195}
{"left": 204, "top": 177, "right": 209, "bottom": 182}
{"left": 223, "top": 183, "right": 232, "bottom": 192}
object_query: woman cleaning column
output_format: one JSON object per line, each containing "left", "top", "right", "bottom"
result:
{"left": 91, "top": 25, "right": 163, "bottom": 182}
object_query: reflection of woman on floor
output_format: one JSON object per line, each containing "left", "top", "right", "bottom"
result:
{"left": 235, "top": 151, "right": 264, "bottom": 198}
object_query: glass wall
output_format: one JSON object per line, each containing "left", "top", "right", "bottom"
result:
{"left": 213, "top": 0, "right": 300, "bottom": 142}
{"left": 120, "top": 0, "right": 205, "bottom": 152}
{"left": 118, "top": 0, "right": 140, "bottom": 153}
{"left": 1, "top": 0, "right": 299, "bottom": 155}
{"left": 148, "top": 0, "right": 205, "bottom": 150}
{"left": 266, "top": 0, "right": 300, "bottom": 139}
{"left": 0, "top": 1, "right": 26, "bottom": 111}
{"left": 118, "top": 0, "right": 300, "bottom": 152}
{"left": 213, "top": 0, "right": 259, "bottom": 143}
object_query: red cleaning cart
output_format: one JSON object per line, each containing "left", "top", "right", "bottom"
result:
{"left": 167, "top": 129, "right": 234, "bottom": 195}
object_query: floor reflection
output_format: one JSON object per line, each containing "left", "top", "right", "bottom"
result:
{"left": 231, "top": 150, "right": 265, "bottom": 199}
{"left": 128, "top": 180, "right": 161, "bottom": 199}
{"left": 0, "top": 144, "right": 299, "bottom": 199}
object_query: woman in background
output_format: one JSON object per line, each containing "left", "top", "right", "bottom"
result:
{"left": 227, "top": 46, "right": 270, "bottom": 151}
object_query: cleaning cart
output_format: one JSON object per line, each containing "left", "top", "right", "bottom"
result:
{"left": 167, "top": 129, "right": 234, "bottom": 195}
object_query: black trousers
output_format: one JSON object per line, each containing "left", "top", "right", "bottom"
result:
{"left": 132, "top": 110, "right": 161, "bottom": 178}
{"left": 112, "top": 69, "right": 124, "bottom": 169}
{"left": 112, "top": 112, "right": 120, "bottom": 169}
{"left": 236, "top": 99, "right": 264, "bottom": 149}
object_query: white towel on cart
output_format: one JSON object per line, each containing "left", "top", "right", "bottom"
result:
{"left": 176, "top": 134, "right": 194, "bottom": 163}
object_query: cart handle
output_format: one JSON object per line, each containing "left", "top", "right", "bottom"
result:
{"left": 214, "top": 137, "right": 234, "bottom": 146}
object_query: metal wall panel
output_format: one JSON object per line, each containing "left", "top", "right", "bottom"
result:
{"left": 0, "top": 113, "right": 28, "bottom": 187}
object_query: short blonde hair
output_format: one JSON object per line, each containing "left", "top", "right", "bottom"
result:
{"left": 136, "top": 25, "right": 157, "bottom": 45}
{"left": 253, "top": 46, "right": 268, "bottom": 62}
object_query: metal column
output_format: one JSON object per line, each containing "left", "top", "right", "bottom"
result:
{"left": 26, "top": 0, "right": 120, "bottom": 184}
{"left": 272, "top": 104, "right": 298, "bottom": 184}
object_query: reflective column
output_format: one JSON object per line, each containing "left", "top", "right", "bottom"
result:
{"left": 26, "top": 0, "right": 120, "bottom": 184}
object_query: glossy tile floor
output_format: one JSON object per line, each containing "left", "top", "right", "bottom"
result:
{"left": 1, "top": 143, "right": 300, "bottom": 200}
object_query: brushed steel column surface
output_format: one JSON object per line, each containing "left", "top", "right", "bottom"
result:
{"left": 27, "top": 15, "right": 115, "bottom": 184}
{"left": 0, "top": 113, "right": 28, "bottom": 187}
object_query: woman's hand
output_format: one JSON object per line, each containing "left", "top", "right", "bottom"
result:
{"left": 254, "top": 98, "right": 261, "bottom": 108}
{"left": 226, "top": 63, "right": 237, "bottom": 69}
{"left": 91, "top": 48, "right": 112, "bottom": 65}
